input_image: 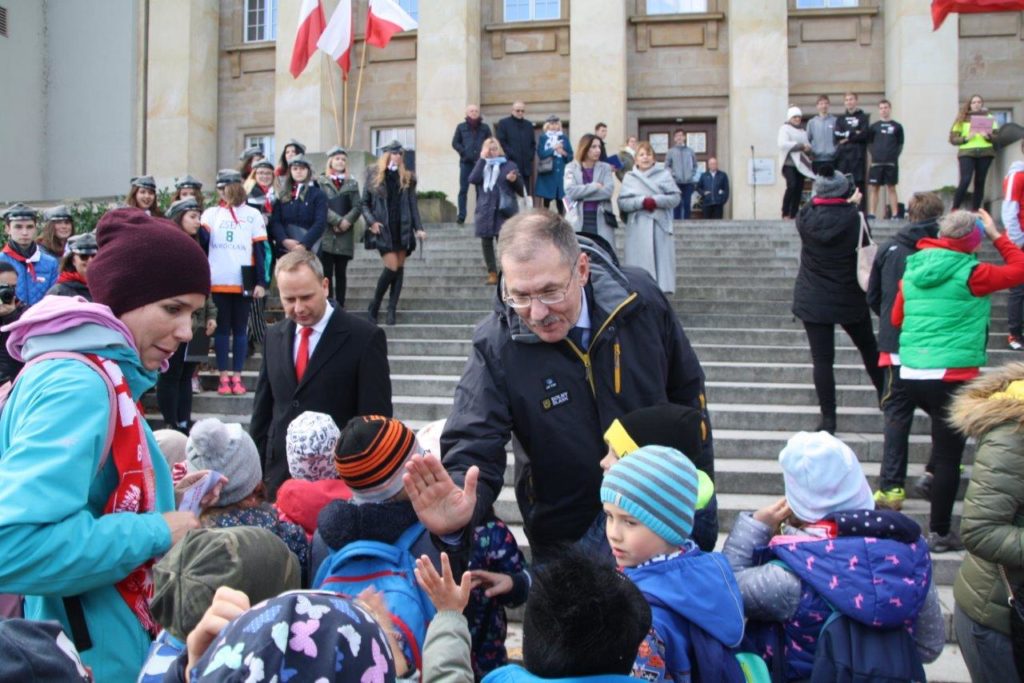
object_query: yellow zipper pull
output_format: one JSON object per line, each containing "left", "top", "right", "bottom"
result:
{"left": 614, "top": 342, "right": 621, "bottom": 394}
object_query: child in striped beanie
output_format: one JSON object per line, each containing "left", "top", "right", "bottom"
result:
{"left": 600, "top": 445, "right": 746, "bottom": 682}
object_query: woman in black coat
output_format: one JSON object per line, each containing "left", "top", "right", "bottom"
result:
{"left": 360, "top": 140, "right": 426, "bottom": 325}
{"left": 793, "top": 167, "right": 883, "bottom": 434}
{"left": 268, "top": 155, "right": 328, "bottom": 257}
{"left": 468, "top": 137, "right": 524, "bottom": 285}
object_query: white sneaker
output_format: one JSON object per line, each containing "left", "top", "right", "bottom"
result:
{"left": 192, "top": 377, "right": 202, "bottom": 394}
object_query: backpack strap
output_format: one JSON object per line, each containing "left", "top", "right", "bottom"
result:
{"left": 394, "top": 522, "right": 426, "bottom": 553}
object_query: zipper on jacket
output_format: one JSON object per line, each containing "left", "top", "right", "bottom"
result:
{"left": 564, "top": 292, "right": 637, "bottom": 397}
{"left": 614, "top": 341, "right": 621, "bottom": 394}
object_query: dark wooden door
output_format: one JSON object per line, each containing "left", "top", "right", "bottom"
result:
{"left": 638, "top": 119, "right": 717, "bottom": 216}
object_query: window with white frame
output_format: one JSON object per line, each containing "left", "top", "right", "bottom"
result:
{"left": 398, "top": 0, "right": 418, "bottom": 21}
{"left": 245, "top": 134, "right": 276, "bottom": 162}
{"left": 647, "top": 0, "right": 708, "bottom": 14}
{"left": 244, "top": 0, "right": 278, "bottom": 43}
{"left": 504, "top": 0, "right": 560, "bottom": 22}
{"left": 372, "top": 127, "right": 416, "bottom": 155}
{"left": 794, "top": 0, "right": 858, "bottom": 8}
{"left": 992, "top": 109, "right": 1014, "bottom": 126}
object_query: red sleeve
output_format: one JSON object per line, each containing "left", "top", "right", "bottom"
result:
{"left": 891, "top": 280, "right": 905, "bottom": 329}
{"left": 968, "top": 234, "right": 1024, "bottom": 296}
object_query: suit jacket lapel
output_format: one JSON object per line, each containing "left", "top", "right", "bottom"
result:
{"left": 295, "top": 311, "right": 349, "bottom": 393}
{"left": 277, "top": 320, "right": 300, "bottom": 394}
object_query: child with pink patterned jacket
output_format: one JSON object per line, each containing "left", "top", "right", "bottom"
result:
{"left": 721, "top": 431, "right": 945, "bottom": 681}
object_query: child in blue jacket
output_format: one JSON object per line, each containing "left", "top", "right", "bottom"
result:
{"left": 1, "top": 203, "right": 59, "bottom": 305}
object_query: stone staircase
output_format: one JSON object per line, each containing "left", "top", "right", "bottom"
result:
{"left": 147, "top": 219, "right": 1018, "bottom": 682}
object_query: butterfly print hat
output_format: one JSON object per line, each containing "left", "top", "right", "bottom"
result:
{"left": 191, "top": 591, "right": 397, "bottom": 682}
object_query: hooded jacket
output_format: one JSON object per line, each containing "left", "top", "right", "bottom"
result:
{"left": 833, "top": 108, "right": 870, "bottom": 181}
{"left": 952, "top": 364, "right": 1024, "bottom": 635}
{"left": 806, "top": 114, "right": 838, "bottom": 161}
{"left": 792, "top": 200, "right": 871, "bottom": 325}
{"left": 626, "top": 550, "right": 745, "bottom": 681}
{"left": 440, "top": 237, "right": 711, "bottom": 550}
{"left": 0, "top": 297, "right": 175, "bottom": 683}
{"left": 865, "top": 217, "right": 940, "bottom": 354}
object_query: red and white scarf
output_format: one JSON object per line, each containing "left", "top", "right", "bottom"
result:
{"left": 85, "top": 353, "right": 160, "bottom": 636}
{"left": 2, "top": 243, "right": 38, "bottom": 282}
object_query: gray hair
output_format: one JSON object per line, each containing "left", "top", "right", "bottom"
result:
{"left": 497, "top": 210, "right": 580, "bottom": 267}
{"left": 939, "top": 210, "right": 976, "bottom": 239}
{"left": 275, "top": 249, "right": 325, "bottom": 279}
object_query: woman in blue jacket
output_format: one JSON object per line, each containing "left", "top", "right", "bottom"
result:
{"left": 268, "top": 155, "right": 328, "bottom": 257}
{"left": 0, "top": 208, "right": 210, "bottom": 683}
{"left": 534, "top": 115, "right": 573, "bottom": 215}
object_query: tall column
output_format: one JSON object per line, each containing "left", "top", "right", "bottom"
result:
{"left": 415, "top": 2, "right": 481, "bottom": 204}
{"left": 569, "top": 0, "right": 628, "bottom": 147}
{"left": 146, "top": 0, "right": 219, "bottom": 188}
{"left": 726, "top": 0, "right": 789, "bottom": 220}
{"left": 884, "top": 2, "right": 959, "bottom": 197}
{"left": 275, "top": 0, "right": 346, "bottom": 156}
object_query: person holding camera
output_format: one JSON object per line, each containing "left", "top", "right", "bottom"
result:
{"left": 0, "top": 262, "right": 25, "bottom": 384}
{"left": 792, "top": 167, "right": 883, "bottom": 435}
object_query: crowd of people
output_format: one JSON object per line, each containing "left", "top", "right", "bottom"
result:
{"left": 0, "top": 101, "right": 1020, "bottom": 683}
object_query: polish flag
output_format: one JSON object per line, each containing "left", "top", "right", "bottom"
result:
{"left": 318, "top": 0, "right": 354, "bottom": 78}
{"left": 931, "top": 0, "right": 1024, "bottom": 29}
{"left": 289, "top": 0, "right": 327, "bottom": 78}
{"left": 366, "top": 0, "right": 417, "bottom": 48}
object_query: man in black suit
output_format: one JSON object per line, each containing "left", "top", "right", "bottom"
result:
{"left": 251, "top": 250, "right": 393, "bottom": 497}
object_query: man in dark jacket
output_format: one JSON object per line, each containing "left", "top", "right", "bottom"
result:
{"left": 866, "top": 191, "right": 943, "bottom": 510}
{"left": 401, "top": 211, "right": 714, "bottom": 564}
{"left": 834, "top": 92, "right": 870, "bottom": 210}
{"left": 452, "top": 104, "right": 493, "bottom": 224}
{"left": 496, "top": 101, "right": 537, "bottom": 196}
{"left": 696, "top": 157, "right": 730, "bottom": 219}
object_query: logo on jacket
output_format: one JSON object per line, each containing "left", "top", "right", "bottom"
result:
{"left": 543, "top": 377, "right": 558, "bottom": 391}
{"left": 541, "top": 390, "right": 570, "bottom": 411}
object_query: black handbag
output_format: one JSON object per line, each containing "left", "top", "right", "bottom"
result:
{"left": 602, "top": 209, "right": 618, "bottom": 229}
{"left": 998, "top": 565, "right": 1024, "bottom": 682}
{"left": 498, "top": 189, "right": 519, "bottom": 219}
{"left": 537, "top": 156, "right": 554, "bottom": 174}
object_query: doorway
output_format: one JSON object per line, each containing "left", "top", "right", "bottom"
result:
{"left": 638, "top": 119, "right": 717, "bottom": 217}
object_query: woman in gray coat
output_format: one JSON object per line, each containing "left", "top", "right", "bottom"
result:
{"left": 564, "top": 133, "right": 616, "bottom": 246}
{"left": 618, "top": 142, "right": 681, "bottom": 295}
{"left": 468, "top": 137, "right": 524, "bottom": 285}
{"left": 318, "top": 146, "right": 362, "bottom": 308}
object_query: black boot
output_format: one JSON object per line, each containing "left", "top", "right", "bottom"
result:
{"left": 386, "top": 268, "right": 404, "bottom": 325}
{"left": 368, "top": 268, "right": 395, "bottom": 323}
{"left": 816, "top": 412, "right": 837, "bottom": 435}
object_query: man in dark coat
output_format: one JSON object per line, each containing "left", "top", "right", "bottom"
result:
{"left": 866, "top": 191, "right": 943, "bottom": 509}
{"left": 401, "top": 211, "right": 714, "bottom": 565}
{"left": 696, "top": 157, "right": 730, "bottom": 219}
{"left": 834, "top": 92, "right": 871, "bottom": 210}
{"left": 495, "top": 101, "right": 537, "bottom": 196}
{"left": 250, "top": 251, "right": 393, "bottom": 497}
{"left": 452, "top": 104, "right": 493, "bottom": 224}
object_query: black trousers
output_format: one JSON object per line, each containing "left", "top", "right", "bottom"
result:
{"left": 801, "top": 319, "right": 883, "bottom": 417}
{"left": 481, "top": 237, "right": 496, "bottom": 273}
{"left": 878, "top": 364, "right": 918, "bottom": 491}
{"left": 543, "top": 197, "right": 565, "bottom": 216}
{"left": 781, "top": 165, "right": 803, "bottom": 218}
{"left": 156, "top": 342, "right": 196, "bottom": 430}
{"left": 954, "top": 155, "right": 994, "bottom": 211}
{"left": 1009, "top": 283, "right": 1024, "bottom": 338}
{"left": 901, "top": 378, "right": 967, "bottom": 535}
{"left": 704, "top": 204, "right": 724, "bottom": 219}
{"left": 320, "top": 252, "right": 351, "bottom": 307}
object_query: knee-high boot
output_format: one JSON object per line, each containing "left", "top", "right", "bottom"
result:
{"left": 386, "top": 268, "right": 404, "bottom": 325}
{"left": 368, "top": 268, "right": 396, "bottom": 323}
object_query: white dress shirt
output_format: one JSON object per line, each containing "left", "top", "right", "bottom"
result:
{"left": 293, "top": 304, "right": 335, "bottom": 364}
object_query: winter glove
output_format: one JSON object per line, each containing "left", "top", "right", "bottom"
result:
{"left": 642, "top": 197, "right": 657, "bottom": 212}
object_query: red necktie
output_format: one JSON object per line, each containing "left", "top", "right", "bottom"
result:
{"left": 295, "top": 326, "right": 313, "bottom": 381}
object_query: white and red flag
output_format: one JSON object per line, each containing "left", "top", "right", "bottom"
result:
{"left": 365, "top": 0, "right": 417, "bottom": 48}
{"left": 289, "top": 0, "right": 327, "bottom": 78}
{"left": 318, "top": 0, "right": 354, "bottom": 78}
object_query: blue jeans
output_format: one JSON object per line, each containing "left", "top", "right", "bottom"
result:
{"left": 674, "top": 183, "right": 694, "bottom": 220}
{"left": 457, "top": 161, "right": 475, "bottom": 220}
{"left": 954, "top": 603, "right": 1020, "bottom": 682}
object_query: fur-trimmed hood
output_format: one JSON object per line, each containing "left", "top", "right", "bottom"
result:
{"left": 950, "top": 362, "right": 1024, "bottom": 437}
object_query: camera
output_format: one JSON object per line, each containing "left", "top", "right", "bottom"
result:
{"left": 0, "top": 285, "right": 16, "bottom": 306}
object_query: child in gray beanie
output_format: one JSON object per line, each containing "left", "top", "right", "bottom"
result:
{"left": 186, "top": 418, "right": 310, "bottom": 581}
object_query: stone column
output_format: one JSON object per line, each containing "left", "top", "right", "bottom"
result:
{"left": 726, "top": 0, "right": 789, "bottom": 220}
{"left": 884, "top": 2, "right": 959, "bottom": 198}
{"left": 569, "top": 0, "right": 628, "bottom": 149}
{"left": 415, "top": 2, "right": 481, "bottom": 208}
{"left": 146, "top": 0, "right": 219, "bottom": 188}
{"left": 274, "top": 0, "right": 346, "bottom": 156}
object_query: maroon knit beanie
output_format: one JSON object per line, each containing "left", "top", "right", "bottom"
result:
{"left": 90, "top": 208, "right": 211, "bottom": 316}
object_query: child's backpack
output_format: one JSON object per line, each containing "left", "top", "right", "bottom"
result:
{"left": 810, "top": 611, "right": 926, "bottom": 683}
{"left": 312, "top": 521, "right": 437, "bottom": 673}
{"left": 688, "top": 621, "right": 771, "bottom": 683}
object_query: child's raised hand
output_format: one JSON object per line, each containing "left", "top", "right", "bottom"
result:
{"left": 469, "top": 569, "right": 513, "bottom": 598}
{"left": 415, "top": 552, "right": 472, "bottom": 612}
{"left": 185, "top": 586, "right": 250, "bottom": 682}
{"left": 753, "top": 497, "right": 792, "bottom": 530}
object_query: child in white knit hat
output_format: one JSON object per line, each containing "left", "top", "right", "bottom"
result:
{"left": 276, "top": 411, "right": 352, "bottom": 538}
{"left": 722, "top": 431, "right": 944, "bottom": 681}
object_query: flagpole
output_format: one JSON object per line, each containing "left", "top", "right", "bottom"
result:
{"left": 343, "top": 74, "right": 349, "bottom": 148}
{"left": 324, "top": 53, "right": 343, "bottom": 145}
{"left": 348, "top": 38, "right": 368, "bottom": 148}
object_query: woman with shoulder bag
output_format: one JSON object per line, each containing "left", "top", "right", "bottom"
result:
{"left": 792, "top": 166, "right": 883, "bottom": 434}
{"left": 534, "top": 115, "right": 573, "bottom": 216}
{"left": 951, "top": 363, "right": 1024, "bottom": 682}
{"left": 468, "top": 137, "right": 524, "bottom": 285}
{"left": 951, "top": 94, "right": 999, "bottom": 211}
{"left": 618, "top": 142, "right": 681, "bottom": 295}
{"left": 564, "top": 133, "right": 616, "bottom": 245}
{"left": 318, "top": 146, "right": 362, "bottom": 307}
{"left": 361, "top": 140, "right": 427, "bottom": 325}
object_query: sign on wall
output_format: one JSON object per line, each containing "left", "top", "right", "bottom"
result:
{"left": 748, "top": 158, "right": 775, "bottom": 185}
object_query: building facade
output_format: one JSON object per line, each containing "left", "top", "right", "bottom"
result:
{"left": 2, "top": 0, "right": 1022, "bottom": 217}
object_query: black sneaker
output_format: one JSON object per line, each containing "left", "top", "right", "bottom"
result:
{"left": 912, "top": 472, "right": 933, "bottom": 501}
{"left": 456, "top": 216, "right": 466, "bottom": 225}
{"left": 927, "top": 530, "right": 964, "bottom": 553}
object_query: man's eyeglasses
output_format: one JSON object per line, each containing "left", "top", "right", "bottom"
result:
{"left": 502, "top": 264, "right": 578, "bottom": 309}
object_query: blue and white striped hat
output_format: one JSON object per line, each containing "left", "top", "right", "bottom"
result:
{"left": 600, "top": 445, "right": 698, "bottom": 546}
